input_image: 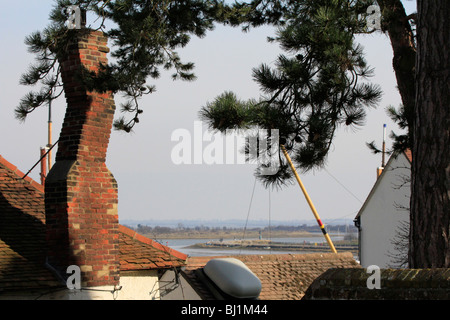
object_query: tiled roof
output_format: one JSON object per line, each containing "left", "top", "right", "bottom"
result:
{"left": 0, "top": 155, "right": 60, "bottom": 292}
{"left": 119, "top": 225, "right": 187, "bottom": 271}
{"left": 183, "top": 252, "right": 361, "bottom": 300}
{"left": 0, "top": 154, "right": 187, "bottom": 292}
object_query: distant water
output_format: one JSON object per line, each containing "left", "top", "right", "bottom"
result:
{"left": 156, "top": 234, "right": 345, "bottom": 257}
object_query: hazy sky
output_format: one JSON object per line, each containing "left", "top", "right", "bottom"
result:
{"left": 1, "top": 1, "right": 416, "bottom": 226}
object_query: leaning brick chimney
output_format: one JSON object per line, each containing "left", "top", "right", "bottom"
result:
{"left": 45, "top": 29, "right": 119, "bottom": 288}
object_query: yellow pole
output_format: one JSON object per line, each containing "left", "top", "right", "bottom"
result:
{"left": 280, "top": 145, "right": 337, "bottom": 253}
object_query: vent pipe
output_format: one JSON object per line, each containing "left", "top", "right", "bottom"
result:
{"left": 47, "top": 97, "right": 52, "bottom": 170}
{"left": 39, "top": 147, "right": 47, "bottom": 186}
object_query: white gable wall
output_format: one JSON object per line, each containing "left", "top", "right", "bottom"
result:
{"left": 117, "top": 271, "right": 161, "bottom": 300}
{"left": 359, "top": 152, "right": 410, "bottom": 268}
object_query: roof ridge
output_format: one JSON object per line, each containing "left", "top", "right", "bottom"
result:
{"left": 118, "top": 224, "right": 188, "bottom": 261}
{"left": 186, "top": 252, "right": 354, "bottom": 264}
{"left": 0, "top": 154, "right": 45, "bottom": 193}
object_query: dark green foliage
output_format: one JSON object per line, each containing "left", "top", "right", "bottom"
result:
{"left": 16, "top": 0, "right": 226, "bottom": 132}
{"left": 199, "top": 92, "right": 255, "bottom": 132}
{"left": 200, "top": 0, "right": 382, "bottom": 186}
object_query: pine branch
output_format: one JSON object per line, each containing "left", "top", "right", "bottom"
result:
{"left": 200, "top": 0, "right": 385, "bottom": 184}
{"left": 17, "top": 0, "right": 222, "bottom": 130}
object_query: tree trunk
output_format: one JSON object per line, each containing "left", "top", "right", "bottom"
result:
{"left": 377, "top": 0, "right": 416, "bottom": 144}
{"left": 409, "top": 0, "right": 450, "bottom": 268}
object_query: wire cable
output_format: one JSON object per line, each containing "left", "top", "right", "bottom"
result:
{"left": 239, "top": 176, "right": 257, "bottom": 255}
{"left": 22, "top": 140, "right": 59, "bottom": 180}
{"left": 324, "top": 168, "right": 363, "bottom": 204}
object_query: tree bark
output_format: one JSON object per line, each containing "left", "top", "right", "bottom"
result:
{"left": 409, "top": 0, "right": 450, "bottom": 268}
{"left": 377, "top": 0, "right": 416, "bottom": 145}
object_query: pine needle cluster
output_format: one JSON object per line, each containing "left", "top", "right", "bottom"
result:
{"left": 200, "top": 0, "right": 382, "bottom": 187}
{"left": 16, "top": 0, "right": 226, "bottom": 132}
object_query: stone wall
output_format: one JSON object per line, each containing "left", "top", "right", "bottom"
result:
{"left": 303, "top": 268, "right": 450, "bottom": 300}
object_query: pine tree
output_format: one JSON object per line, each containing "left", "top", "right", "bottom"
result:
{"left": 200, "top": 0, "right": 382, "bottom": 187}
{"left": 210, "top": 0, "right": 449, "bottom": 268}
{"left": 410, "top": 0, "right": 449, "bottom": 268}
{"left": 217, "top": 1, "right": 416, "bottom": 156}
{"left": 16, "top": 0, "right": 225, "bottom": 132}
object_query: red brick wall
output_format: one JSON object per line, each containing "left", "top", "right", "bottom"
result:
{"left": 45, "top": 30, "right": 119, "bottom": 287}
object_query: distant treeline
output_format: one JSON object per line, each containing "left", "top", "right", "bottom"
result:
{"left": 269, "top": 224, "right": 357, "bottom": 234}
{"left": 133, "top": 223, "right": 357, "bottom": 235}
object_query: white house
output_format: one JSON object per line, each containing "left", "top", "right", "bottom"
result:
{"left": 354, "top": 150, "right": 411, "bottom": 268}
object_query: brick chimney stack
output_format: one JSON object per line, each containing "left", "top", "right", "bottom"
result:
{"left": 45, "top": 29, "right": 119, "bottom": 288}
